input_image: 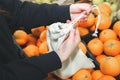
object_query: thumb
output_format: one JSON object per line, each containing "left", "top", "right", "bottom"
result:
{"left": 75, "top": 28, "right": 81, "bottom": 42}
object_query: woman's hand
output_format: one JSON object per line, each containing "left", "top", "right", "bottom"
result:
{"left": 57, "top": 27, "right": 80, "bottom": 63}
{"left": 68, "top": 3, "right": 91, "bottom": 22}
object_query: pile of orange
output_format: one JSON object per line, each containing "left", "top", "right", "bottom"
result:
{"left": 84, "top": 20, "right": 120, "bottom": 80}
{"left": 13, "top": 26, "right": 49, "bottom": 57}
{"left": 65, "top": 22, "right": 120, "bottom": 80}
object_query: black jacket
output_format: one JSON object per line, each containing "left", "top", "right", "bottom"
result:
{"left": 0, "top": 0, "right": 70, "bottom": 80}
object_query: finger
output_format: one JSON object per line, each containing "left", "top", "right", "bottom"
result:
{"left": 80, "top": 15, "right": 88, "bottom": 21}
{"left": 71, "top": 13, "right": 87, "bottom": 21}
{"left": 75, "top": 28, "right": 81, "bottom": 42}
{"left": 78, "top": 3, "right": 91, "bottom": 11}
{"left": 69, "top": 28, "right": 75, "bottom": 39}
{"left": 66, "top": 20, "right": 71, "bottom": 23}
{"left": 85, "top": 6, "right": 95, "bottom": 15}
{"left": 63, "top": 28, "right": 75, "bottom": 42}
{"left": 79, "top": 17, "right": 87, "bottom": 22}
{"left": 70, "top": 4, "right": 91, "bottom": 13}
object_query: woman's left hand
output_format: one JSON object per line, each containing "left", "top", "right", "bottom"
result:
{"left": 68, "top": 3, "right": 92, "bottom": 22}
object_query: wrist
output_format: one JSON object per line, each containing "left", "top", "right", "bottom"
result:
{"left": 56, "top": 50, "right": 66, "bottom": 63}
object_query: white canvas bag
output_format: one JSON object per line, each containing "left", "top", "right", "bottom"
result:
{"left": 47, "top": 22, "right": 95, "bottom": 79}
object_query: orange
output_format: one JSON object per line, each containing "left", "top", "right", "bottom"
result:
{"left": 113, "top": 21, "right": 120, "bottom": 37}
{"left": 86, "top": 68, "right": 94, "bottom": 73}
{"left": 89, "top": 25, "right": 95, "bottom": 32}
{"left": 87, "top": 38, "right": 103, "bottom": 56}
{"left": 115, "top": 54, "right": 120, "bottom": 66}
{"left": 78, "top": 42, "right": 87, "bottom": 55}
{"left": 81, "top": 68, "right": 94, "bottom": 73}
{"left": 72, "top": 69, "right": 92, "bottom": 80}
{"left": 27, "top": 34, "right": 37, "bottom": 45}
{"left": 118, "top": 31, "right": 120, "bottom": 38}
{"left": 98, "top": 75, "right": 116, "bottom": 80}
{"left": 103, "top": 39, "right": 120, "bottom": 56}
{"left": 91, "top": 70, "right": 104, "bottom": 80}
{"left": 98, "top": 2, "right": 112, "bottom": 16}
{"left": 39, "top": 30, "right": 47, "bottom": 42}
{"left": 31, "top": 26, "right": 46, "bottom": 37}
{"left": 96, "top": 54, "right": 107, "bottom": 64}
{"left": 36, "top": 38, "right": 42, "bottom": 47}
{"left": 76, "top": 13, "right": 95, "bottom": 28}
{"left": 99, "top": 29, "right": 118, "bottom": 43}
{"left": 15, "top": 39, "right": 27, "bottom": 46}
{"left": 92, "top": 3, "right": 111, "bottom": 16}
{"left": 13, "top": 30, "right": 28, "bottom": 45}
{"left": 85, "top": 13, "right": 95, "bottom": 27}
{"left": 44, "top": 73, "right": 56, "bottom": 80}
{"left": 39, "top": 41, "right": 49, "bottom": 54}
{"left": 96, "top": 14, "right": 111, "bottom": 30}
{"left": 100, "top": 57, "right": 120, "bottom": 77}
{"left": 76, "top": 21, "right": 86, "bottom": 27}
{"left": 77, "top": 27, "right": 89, "bottom": 36}
{"left": 23, "top": 44, "right": 39, "bottom": 57}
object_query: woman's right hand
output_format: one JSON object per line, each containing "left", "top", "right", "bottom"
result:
{"left": 57, "top": 27, "right": 80, "bottom": 63}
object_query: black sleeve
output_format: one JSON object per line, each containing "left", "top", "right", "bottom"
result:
{"left": 0, "top": 0, "right": 70, "bottom": 32}
{"left": 0, "top": 51, "right": 61, "bottom": 80}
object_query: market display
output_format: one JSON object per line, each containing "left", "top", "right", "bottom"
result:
{"left": 14, "top": 0, "right": 120, "bottom": 80}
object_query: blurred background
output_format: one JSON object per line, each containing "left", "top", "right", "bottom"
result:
{"left": 20, "top": 0, "right": 92, "bottom": 5}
